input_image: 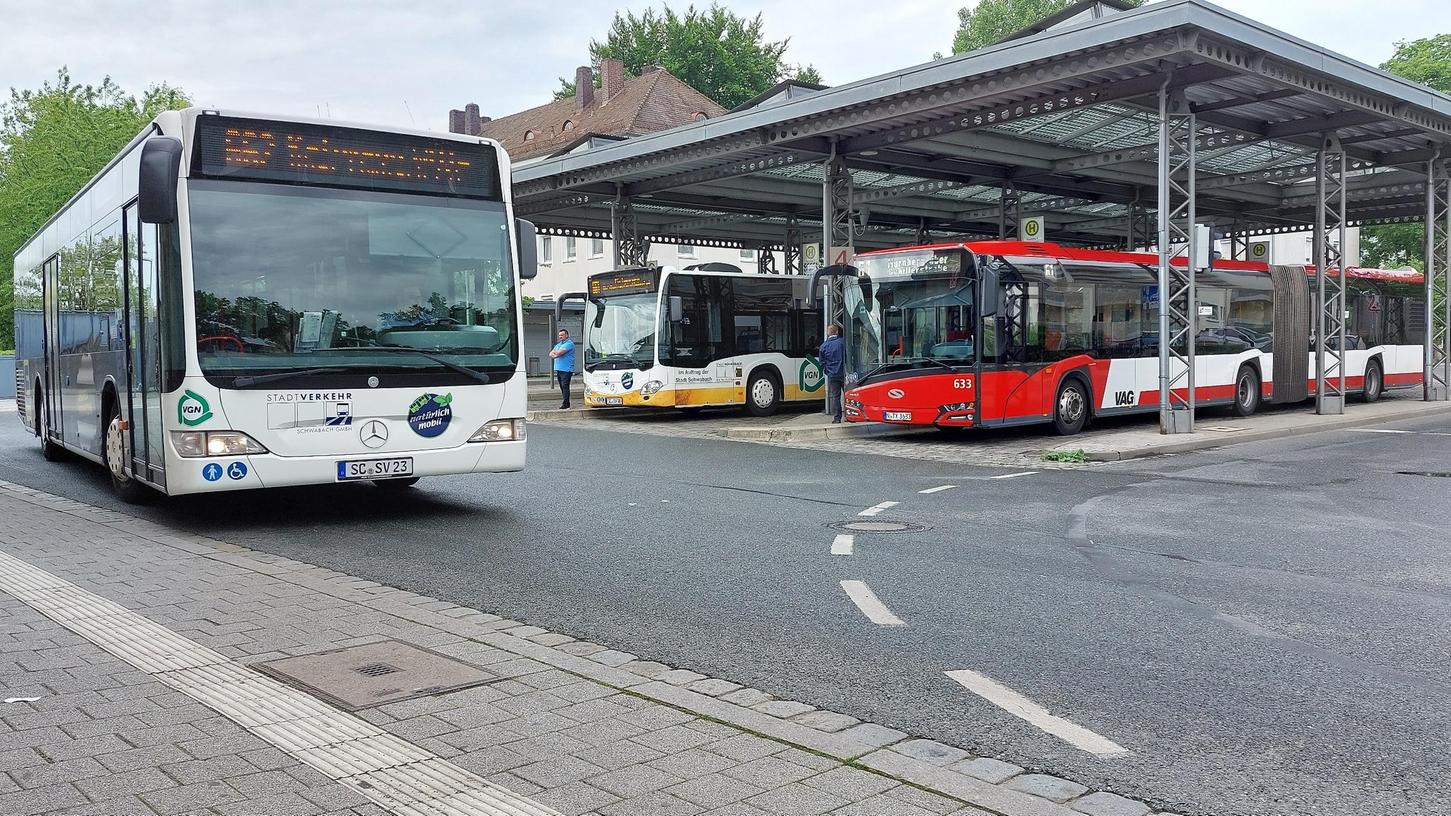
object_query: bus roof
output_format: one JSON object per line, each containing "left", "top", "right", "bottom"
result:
{"left": 856, "top": 240, "right": 1425, "bottom": 284}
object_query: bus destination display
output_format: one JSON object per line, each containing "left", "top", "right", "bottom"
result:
{"left": 589, "top": 268, "right": 659, "bottom": 298}
{"left": 194, "top": 115, "right": 500, "bottom": 198}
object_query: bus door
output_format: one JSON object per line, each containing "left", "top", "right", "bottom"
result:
{"left": 122, "top": 204, "right": 166, "bottom": 487}
{"left": 978, "top": 265, "right": 1032, "bottom": 423}
{"left": 41, "top": 255, "right": 60, "bottom": 442}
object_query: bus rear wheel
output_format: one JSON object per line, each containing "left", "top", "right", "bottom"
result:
{"left": 746, "top": 371, "right": 780, "bottom": 417}
{"left": 104, "top": 411, "right": 152, "bottom": 504}
{"left": 1361, "top": 360, "right": 1383, "bottom": 403}
{"left": 1231, "top": 365, "right": 1261, "bottom": 418}
{"left": 1052, "top": 378, "right": 1090, "bottom": 436}
{"left": 36, "top": 386, "right": 64, "bottom": 462}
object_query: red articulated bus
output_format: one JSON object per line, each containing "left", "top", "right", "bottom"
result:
{"left": 841, "top": 241, "right": 1425, "bottom": 435}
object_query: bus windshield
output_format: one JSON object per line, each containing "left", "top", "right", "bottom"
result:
{"left": 851, "top": 249, "right": 975, "bottom": 382}
{"left": 584, "top": 293, "right": 658, "bottom": 371}
{"left": 188, "top": 180, "right": 518, "bottom": 386}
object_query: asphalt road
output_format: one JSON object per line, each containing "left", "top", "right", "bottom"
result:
{"left": 1, "top": 406, "right": 1448, "bottom": 816}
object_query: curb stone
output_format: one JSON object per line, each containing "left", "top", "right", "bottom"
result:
{"left": 0, "top": 479, "right": 1180, "bottom": 816}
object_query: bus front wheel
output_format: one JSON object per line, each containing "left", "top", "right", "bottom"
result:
{"left": 746, "top": 371, "right": 780, "bottom": 417}
{"left": 104, "top": 411, "right": 152, "bottom": 504}
{"left": 1052, "top": 378, "right": 1090, "bottom": 436}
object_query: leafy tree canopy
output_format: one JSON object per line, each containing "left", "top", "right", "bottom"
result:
{"left": 951, "top": 0, "right": 1144, "bottom": 55}
{"left": 1360, "top": 35, "right": 1450, "bottom": 271}
{"left": 555, "top": 3, "right": 821, "bottom": 109}
{"left": 0, "top": 68, "right": 189, "bottom": 346}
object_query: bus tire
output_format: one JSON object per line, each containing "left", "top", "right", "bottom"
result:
{"left": 746, "top": 370, "right": 781, "bottom": 417}
{"left": 36, "top": 385, "right": 64, "bottom": 463}
{"left": 1361, "top": 359, "right": 1383, "bottom": 403}
{"left": 1052, "top": 377, "right": 1090, "bottom": 436}
{"left": 104, "top": 408, "right": 151, "bottom": 504}
{"left": 1231, "top": 365, "right": 1261, "bottom": 418}
{"left": 373, "top": 477, "right": 421, "bottom": 489}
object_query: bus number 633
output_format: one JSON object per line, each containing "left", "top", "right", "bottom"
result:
{"left": 953, "top": 377, "right": 973, "bottom": 390}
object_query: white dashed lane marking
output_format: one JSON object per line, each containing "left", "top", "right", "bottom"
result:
{"left": 991, "top": 471, "right": 1039, "bottom": 480}
{"left": 945, "top": 669, "right": 1129, "bottom": 757}
{"left": 918, "top": 485, "right": 958, "bottom": 494}
{"left": 831, "top": 534, "right": 855, "bottom": 556}
{"left": 0, "top": 549, "right": 563, "bottom": 816}
{"left": 1348, "top": 428, "right": 1451, "bottom": 436}
{"left": 840, "top": 581, "right": 906, "bottom": 626}
{"left": 859, "top": 501, "right": 899, "bottom": 517}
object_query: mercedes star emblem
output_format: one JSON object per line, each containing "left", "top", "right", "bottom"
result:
{"left": 360, "top": 419, "right": 389, "bottom": 449}
{"left": 367, "top": 376, "right": 380, "bottom": 388}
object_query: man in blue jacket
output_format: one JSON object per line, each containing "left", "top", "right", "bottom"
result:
{"left": 819, "top": 323, "right": 846, "bottom": 423}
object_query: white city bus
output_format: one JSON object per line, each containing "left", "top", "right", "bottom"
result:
{"left": 13, "top": 109, "right": 537, "bottom": 501}
{"left": 568, "top": 265, "right": 824, "bottom": 415}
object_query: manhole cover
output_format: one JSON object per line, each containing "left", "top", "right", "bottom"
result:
{"left": 829, "top": 520, "right": 927, "bottom": 533}
{"left": 255, "top": 640, "right": 494, "bottom": 710}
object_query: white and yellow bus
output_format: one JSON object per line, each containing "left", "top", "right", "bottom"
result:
{"left": 571, "top": 265, "right": 825, "bottom": 415}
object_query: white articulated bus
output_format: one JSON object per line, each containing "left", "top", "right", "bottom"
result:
{"left": 564, "top": 265, "right": 825, "bottom": 415}
{"left": 13, "top": 109, "right": 537, "bottom": 501}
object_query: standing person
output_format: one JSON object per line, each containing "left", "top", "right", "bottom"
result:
{"left": 819, "top": 323, "right": 846, "bottom": 423}
{"left": 549, "top": 328, "right": 576, "bottom": 409}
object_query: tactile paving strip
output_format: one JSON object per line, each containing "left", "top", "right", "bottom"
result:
{"left": 0, "top": 549, "right": 562, "bottom": 816}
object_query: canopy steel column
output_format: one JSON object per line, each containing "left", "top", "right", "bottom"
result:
{"left": 998, "top": 184, "right": 1020, "bottom": 239}
{"left": 610, "top": 188, "right": 650, "bottom": 268}
{"left": 1156, "top": 86, "right": 1198, "bottom": 434}
{"left": 822, "top": 149, "right": 856, "bottom": 415}
{"left": 757, "top": 246, "right": 777, "bottom": 275}
{"left": 1427, "top": 157, "right": 1451, "bottom": 400}
{"left": 784, "top": 216, "right": 803, "bottom": 276}
{"left": 1314, "top": 134, "right": 1348, "bottom": 414}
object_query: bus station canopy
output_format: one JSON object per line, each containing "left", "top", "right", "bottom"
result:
{"left": 511, "top": 0, "right": 1451, "bottom": 254}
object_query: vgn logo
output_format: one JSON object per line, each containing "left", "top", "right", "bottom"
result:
{"left": 177, "top": 390, "right": 213, "bottom": 426}
{"left": 799, "top": 358, "right": 824, "bottom": 393}
{"left": 621, "top": 372, "right": 635, "bottom": 390}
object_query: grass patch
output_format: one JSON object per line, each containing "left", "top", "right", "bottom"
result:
{"left": 1041, "top": 449, "right": 1087, "bottom": 463}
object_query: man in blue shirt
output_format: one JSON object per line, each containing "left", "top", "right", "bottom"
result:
{"left": 549, "top": 328, "right": 576, "bottom": 409}
{"left": 819, "top": 323, "right": 846, "bottom": 423}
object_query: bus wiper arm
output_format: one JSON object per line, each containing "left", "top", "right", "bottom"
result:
{"left": 234, "top": 367, "right": 351, "bottom": 387}
{"left": 374, "top": 347, "right": 493, "bottom": 384}
{"left": 914, "top": 357, "right": 956, "bottom": 371}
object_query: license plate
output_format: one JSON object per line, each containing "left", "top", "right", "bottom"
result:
{"left": 601, "top": 397, "right": 624, "bottom": 406}
{"left": 884, "top": 411, "right": 913, "bottom": 422}
{"left": 336, "top": 458, "right": 414, "bottom": 481}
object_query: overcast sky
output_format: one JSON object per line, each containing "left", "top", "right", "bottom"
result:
{"left": 3, "top": 0, "right": 1448, "bottom": 134}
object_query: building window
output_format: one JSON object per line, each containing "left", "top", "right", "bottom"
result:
{"left": 740, "top": 248, "right": 756, "bottom": 260}
{"left": 562, "top": 120, "right": 575, "bottom": 131}
{"left": 524, "top": 130, "right": 536, "bottom": 142}
{"left": 540, "top": 236, "right": 552, "bottom": 264}
{"left": 565, "top": 236, "right": 577, "bottom": 261}
{"left": 590, "top": 238, "right": 605, "bottom": 258}
{"left": 677, "top": 243, "right": 696, "bottom": 258}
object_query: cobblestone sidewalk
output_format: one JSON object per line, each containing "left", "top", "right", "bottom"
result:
{"left": 0, "top": 480, "right": 1173, "bottom": 816}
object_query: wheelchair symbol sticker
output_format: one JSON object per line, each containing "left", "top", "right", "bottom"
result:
{"left": 202, "top": 463, "right": 223, "bottom": 482}
{"left": 226, "top": 462, "right": 249, "bottom": 481}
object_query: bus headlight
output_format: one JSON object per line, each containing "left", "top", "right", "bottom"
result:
{"left": 469, "top": 418, "right": 526, "bottom": 442}
{"left": 940, "top": 402, "right": 970, "bottom": 412}
{"left": 844, "top": 397, "right": 863, "bottom": 410}
{"left": 641, "top": 380, "right": 665, "bottom": 396}
{"left": 171, "top": 431, "right": 269, "bottom": 458}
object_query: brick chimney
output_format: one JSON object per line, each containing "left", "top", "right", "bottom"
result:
{"left": 575, "top": 65, "right": 595, "bottom": 110}
{"left": 448, "top": 109, "right": 465, "bottom": 134}
{"left": 601, "top": 58, "right": 626, "bottom": 102}
{"left": 464, "top": 103, "right": 482, "bottom": 136}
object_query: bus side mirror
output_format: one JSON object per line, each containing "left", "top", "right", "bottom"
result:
{"left": 857, "top": 274, "right": 873, "bottom": 306}
{"left": 980, "top": 267, "right": 1000, "bottom": 316}
{"left": 138, "top": 137, "right": 183, "bottom": 225}
{"left": 515, "top": 219, "right": 538, "bottom": 280}
{"left": 668, "top": 295, "right": 684, "bottom": 322}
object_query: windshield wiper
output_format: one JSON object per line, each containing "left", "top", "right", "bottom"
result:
{"left": 912, "top": 357, "right": 956, "bottom": 371}
{"left": 233, "top": 367, "right": 351, "bottom": 388}
{"left": 371, "top": 347, "right": 494, "bottom": 384}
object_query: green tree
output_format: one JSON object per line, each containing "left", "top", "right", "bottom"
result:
{"left": 0, "top": 68, "right": 189, "bottom": 347}
{"left": 951, "top": 0, "right": 1145, "bottom": 55}
{"left": 1361, "top": 35, "right": 1451, "bottom": 270}
{"left": 554, "top": 4, "right": 822, "bottom": 109}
